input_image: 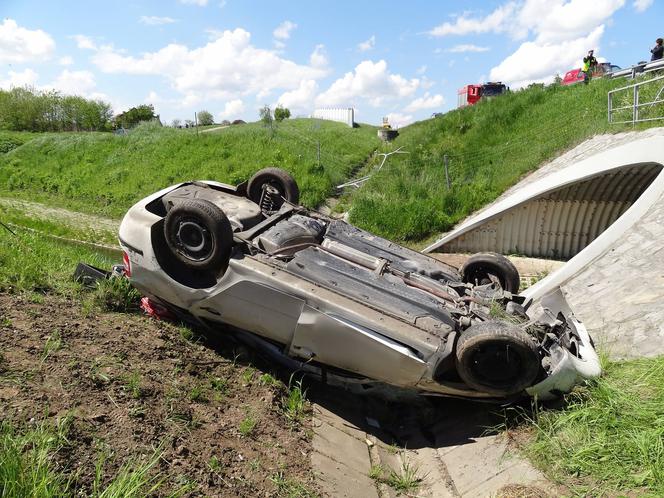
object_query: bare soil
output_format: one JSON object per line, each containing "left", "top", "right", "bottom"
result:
{"left": 0, "top": 293, "right": 315, "bottom": 497}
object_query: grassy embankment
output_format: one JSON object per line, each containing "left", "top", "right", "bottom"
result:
{"left": 0, "top": 119, "right": 381, "bottom": 218}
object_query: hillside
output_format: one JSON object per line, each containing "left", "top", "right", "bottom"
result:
{"left": 0, "top": 119, "right": 380, "bottom": 218}
{"left": 343, "top": 77, "right": 660, "bottom": 242}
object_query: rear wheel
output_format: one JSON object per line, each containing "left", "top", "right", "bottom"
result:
{"left": 461, "top": 252, "right": 520, "bottom": 293}
{"left": 456, "top": 321, "right": 540, "bottom": 396}
{"left": 163, "top": 199, "right": 233, "bottom": 272}
{"left": 247, "top": 167, "right": 300, "bottom": 214}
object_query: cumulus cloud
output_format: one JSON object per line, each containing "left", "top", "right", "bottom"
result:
{"left": 446, "top": 44, "right": 489, "bottom": 53}
{"left": 218, "top": 99, "right": 244, "bottom": 119}
{"left": 357, "top": 35, "right": 376, "bottom": 52}
{"left": 50, "top": 70, "right": 97, "bottom": 95}
{"left": 385, "top": 112, "right": 414, "bottom": 128}
{"left": 140, "top": 16, "right": 178, "bottom": 25}
{"left": 429, "top": 3, "right": 518, "bottom": 37}
{"left": 316, "top": 60, "right": 419, "bottom": 108}
{"left": 277, "top": 79, "right": 318, "bottom": 114}
{"left": 0, "top": 68, "right": 39, "bottom": 89}
{"left": 633, "top": 0, "right": 653, "bottom": 11}
{"left": 0, "top": 19, "right": 55, "bottom": 63}
{"left": 72, "top": 34, "right": 97, "bottom": 50}
{"left": 309, "top": 44, "right": 328, "bottom": 68}
{"left": 59, "top": 56, "right": 74, "bottom": 66}
{"left": 88, "top": 28, "right": 329, "bottom": 105}
{"left": 490, "top": 25, "right": 605, "bottom": 88}
{"left": 403, "top": 93, "right": 445, "bottom": 113}
{"left": 273, "top": 21, "right": 297, "bottom": 40}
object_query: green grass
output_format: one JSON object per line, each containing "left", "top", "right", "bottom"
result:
{"left": 238, "top": 414, "right": 257, "bottom": 437}
{"left": 344, "top": 77, "right": 664, "bottom": 241}
{"left": 524, "top": 356, "right": 664, "bottom": 496}
{"left": 283, "top": 378, "right": 307, "bottom": 427}
{"left": 0, "top": 119, "right": 379, "bottom": 217}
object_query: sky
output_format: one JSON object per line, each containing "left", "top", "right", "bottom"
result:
{"left": 1, "top": 0, "right": 662, "bottom": 127}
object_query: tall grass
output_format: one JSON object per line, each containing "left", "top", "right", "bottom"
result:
{"left": 525, "top": 356, "right": 664, "bottom": 495}
{"left": 0, "top": 119, "right": 379, "bottom": 217}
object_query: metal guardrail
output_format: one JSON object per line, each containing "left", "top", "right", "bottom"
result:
{"left": 608, "top": 73, "right": 664, "bottom": 124}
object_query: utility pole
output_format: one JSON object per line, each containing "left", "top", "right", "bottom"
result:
{"left": 195, "top": 112, "right": 199, "bottom": 137}
{"left": 444, "top": 154, "right": 451, "bottom": 190}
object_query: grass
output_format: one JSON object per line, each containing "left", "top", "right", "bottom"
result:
{"left": 385, "top": 459, "right": 423, "bottom": 495}
{"left": 124, "top": 372, "right": 143, "bottom": 399}
{"left": 342, "top": 77, "right": 664, "bottom": 242}
{"left": 238, "top": 414, "right": 257, "bottom": 437}
{"left": 523, "top": 356, "right": 664, "bottom": 496}
{"left": 283, "top": 378, "right": 307, "bottom": 427}
{"left": 269, "top": 470, "right": 316, "bottom": 498}
{"left": 0, "top": 119, "right": 379, "bottom": 217}
{"left": 41, "top": 331, "right": 63, "bottom": 362}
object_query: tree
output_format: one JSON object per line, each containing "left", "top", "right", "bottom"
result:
{"left": 184, "top": 119, "right": 194, "bottom": 128}
{"left": 171, "top": 118, "right": 181, "bottom": 128}
{"left": 274, "top": 106, "right": 291, "bottom": 122}
{"left": 114, "top": 104, "right": 156, "bottom": 129}
{"left": 197, "top": 110, "right": 214, "bottom": 126}
{"left": 259, "top": 105, "right": 273, "bottom": 130}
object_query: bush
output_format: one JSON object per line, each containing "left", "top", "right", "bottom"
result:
{"left": 114, "top": 104, "right": 157, "bottom": 129}
{"left": 274, "top": 106, "right": 291, "bottom": 122}
{"left": 0, "top": 136, "right": 24, "bottom": 153}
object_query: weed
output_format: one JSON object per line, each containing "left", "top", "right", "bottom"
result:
{"left": 368, "top": 464, "right": 385, "bottom": 480}
{"left": 283, "top": 377, "right": 307, "bottom": 427}
{"left": 124, "top": 372, "right": 143, "bottom": 399}
{"left": 208, "top": 455, "right": 222, "bottom": 473}
{"left": 259, "top": 373, "right": 280, "bottom": 387}
{"left": 247, "top": 458, "right": 261, "bottom": 472}
{"left": 91, "top": 277, "right": 141, "bottom": 313}
{"left": 92, "top": 446, "right": 166, "bottom": 498}
{"left": 188, "top": 384, "right": 207, "bottom": 403}
{"left": 385, "top": 458, "right": 423, "bottom": 495}
{"left": 238, "top": 414, "right": 257, "bottom": 437}
{"left": 178, "top": 325, "right": 195, "bottom": 342}
{"left": 41, "top": 331, "right": 62, "bottom": 362}
{"left": 0, "top": 315, "right": 11, "bottom": 327}
{"left": 269, "top": 470, "right": 316, "bottom": 498}
{"left": 89, "top": 358, "right": 111, "bottom": 386}
{"left": 241, "top": 367, "right": 255, "bottom": 385}
{"left": 209, "top": 376, "right": 228, "bottom": 394}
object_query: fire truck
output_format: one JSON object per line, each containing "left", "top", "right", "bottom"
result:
{"left": 457, "top": 82, "right": 508, "bottom": 108}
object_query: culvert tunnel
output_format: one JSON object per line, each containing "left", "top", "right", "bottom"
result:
{"left": 425, "top": 161, "right": 664, "bottom": 261}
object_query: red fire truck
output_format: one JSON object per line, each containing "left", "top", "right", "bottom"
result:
{"left": 457, "top": 82, "right": 508, "bottom": 108}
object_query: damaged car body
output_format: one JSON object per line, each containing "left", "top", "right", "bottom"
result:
{"left": 118, "top": 168, "right": 601, "bottom": 400}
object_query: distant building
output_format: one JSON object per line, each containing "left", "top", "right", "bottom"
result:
{"left": 311, "top": 108, "right": 355, "bottom": 127}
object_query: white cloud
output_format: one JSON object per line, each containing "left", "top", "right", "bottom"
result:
{"left": 447, "top": 44, "right": 489, "bottom": 53}
{"left": 277, "top": 79, "right": 318, "bottom": 114}
{"left": 218, "top": 99, "right": 244, "bottom": 119}
{"left": 89, "top": 28, "right": 329, "bottom": 105}
{"left": 0, "top": 68, "right": 39, "bottom": 89}
{"left": 357, "top": 35, "right": 376, "bottom": 52}
{"left": 59, "top": 56, "right": 74, "bottom": 66}
{"left": 316, "top": 60, "right": 419, "bottom": 108}
{"left": 403, "top": 93, "right": 445, "bottom": 113}
{"left": 385, "top": 112, "right": 414, "bottom": 128}
{"left": 0, "top": 19, "right": 55, "bottom": 63}
{"left": 179, "top": 0, "right": 209, "bottom": 5}
{"left": 490, "top": 25, "right": 605, "bottom": 88}
{"left": 273, "top": 21, "right": 297, "bottom": 40}
{"left": 633, "top": 0, "right": 653, "bottom": 11}
{"left": 140, "top": 16, "right": 178, "bottom": 25}
{"left": 309, "top": 44, "right": 328, "bottom": 68}
{"left": 416, "top": 65, "right": 427, "bottom": 75}
{"left": 429, "top": 3, "right": 519, "bottom": 37}
{"left": 72, "top": 34, "right": 97, "bottom": 50}
{"left": 50, "top": 69, "right": 97, "bottom": 95}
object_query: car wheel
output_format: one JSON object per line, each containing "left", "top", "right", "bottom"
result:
{"left": 247, "top": 167, "right": 300, "bottom": 214}
{"left": 163, "top": 199, "right": 233, "bottom": 271}
{"left": 456, "top": 321, "right": 541, "bottom": 396}
{"left": 461, "top": 252, "right": 520, "bottom": 293}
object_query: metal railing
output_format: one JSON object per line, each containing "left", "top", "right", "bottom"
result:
{"left": 608, "top": 73, "right": 664, "bottom": 124}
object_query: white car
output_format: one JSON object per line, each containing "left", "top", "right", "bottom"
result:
{"left": 118, "top": 168, "right": 601, "bottom": 400}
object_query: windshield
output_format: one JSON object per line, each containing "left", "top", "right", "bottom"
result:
{"left": 482, "top": 84, "right": 506, "bottom": 96}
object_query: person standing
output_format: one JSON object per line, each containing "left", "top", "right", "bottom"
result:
{"left": 651, "top": 38, "right": 664, "bottom": 61}
{"left": 582, "top": 50, "right": 598, "bottom": 84}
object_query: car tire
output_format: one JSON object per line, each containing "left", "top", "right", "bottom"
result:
{"left": 461, "top": 252, "right": 520, "bottom": 293}
{"left": 163, "top": 199, "right": 233, "bottom": 271}
{"left": 456, "top": 321, "right": 541, "bottom": 396}
{"left": 247, "top": 167, "right": 300, "bottom": 211}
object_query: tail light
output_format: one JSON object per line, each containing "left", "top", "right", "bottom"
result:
{"left": 122, "top": 251, "right": 132, "bottom": 277}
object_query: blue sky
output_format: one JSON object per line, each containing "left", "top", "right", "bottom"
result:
{"left": 1, "top": 0, "right": 662, "bottom": 126}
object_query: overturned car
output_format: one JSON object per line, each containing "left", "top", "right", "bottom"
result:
{"left": 118, "top": 168, "right": 601, "bottom": 400}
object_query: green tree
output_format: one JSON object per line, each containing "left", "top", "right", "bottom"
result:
{"left": 259, "top": 105, "right": 273, "bottom": 131}
{"left": 197, "top": 110, "right": 214, "bottom": 126}
{"left": 114, "top": 104, "right": 157, "bottom": 129}
{"left": 274, "top": 106, "right": 291, "bottom": 122}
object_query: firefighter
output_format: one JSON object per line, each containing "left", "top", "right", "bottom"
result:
{"left": 582, "top": 50, "right": 598, "bottom": 84}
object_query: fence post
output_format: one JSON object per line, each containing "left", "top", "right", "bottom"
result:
{"left": 633, "top": 85, "right": 639, "bottom": 124}
{"left": 443, "top": 154, "right": 451, "bottom": 190}
{"left": 607, "top": 91, "right": 612, "bottom": 123}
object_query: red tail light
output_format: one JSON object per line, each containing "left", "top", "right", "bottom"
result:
{"left": 122, "top": 251, "right": 132, "bottom": 277}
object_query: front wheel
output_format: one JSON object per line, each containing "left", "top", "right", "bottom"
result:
{"left": 247, "top": 167, "right": 300, "bottom": 214}
{"left": 456, "top": 321, "right": 540, "bottom": 396}
{"left": 461, "top": 252, "right": 520, "bottom": 293}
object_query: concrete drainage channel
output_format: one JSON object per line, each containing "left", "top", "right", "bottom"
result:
{"left": 308, "top": 384, "right": 552, "bottom": 497}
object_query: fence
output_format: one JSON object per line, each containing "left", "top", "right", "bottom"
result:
{"left": 608, "top": 74, "right": 664, "bottom": 124}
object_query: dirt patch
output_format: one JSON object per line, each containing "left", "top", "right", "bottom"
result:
{"left": 0, "top": 293, "right": 315, "bottom": 496}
